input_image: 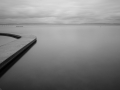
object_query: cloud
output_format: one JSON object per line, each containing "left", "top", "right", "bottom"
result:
{"left": 0, "top": 0, "right": 120, "bottom": 23}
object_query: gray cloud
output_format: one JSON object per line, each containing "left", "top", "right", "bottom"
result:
{"left": 0, "top": 0, "right": 120, "bottom": 24}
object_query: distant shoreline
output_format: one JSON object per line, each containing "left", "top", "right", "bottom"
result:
{"left": 0, "top": 23, "right": 120, "bottom": 26}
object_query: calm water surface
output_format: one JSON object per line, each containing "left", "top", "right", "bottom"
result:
{"left": 0, "top": 25, "right": 120, "bottom": 90}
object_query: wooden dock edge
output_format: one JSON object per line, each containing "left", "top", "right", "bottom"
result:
{"left": 0, "top": 33, "right": 37, "bottom": 71}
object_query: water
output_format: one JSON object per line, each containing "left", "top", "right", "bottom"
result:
{"left": 0, "top": 25, "right": 120, "bottom": 90}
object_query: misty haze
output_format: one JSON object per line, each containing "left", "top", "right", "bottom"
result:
{"left": 0, "top": 0, "right": 120, "bottom": 90}
{"left": 0, "top": 25, "right": 120, "bottom": 90}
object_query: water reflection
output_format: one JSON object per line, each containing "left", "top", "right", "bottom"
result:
{"left": 0, "top": 25, "right": 120, "bottom": 90}
{"left": 0, "top": 39, "right": 37, "bottom": 77}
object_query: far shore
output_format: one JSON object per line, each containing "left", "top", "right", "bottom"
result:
{"left": 0, "top": 23, "right": 120, "bottom": 26}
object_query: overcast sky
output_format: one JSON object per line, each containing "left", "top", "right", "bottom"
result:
{"left": 0, "top": 0, "right": 120, "bottom": 24}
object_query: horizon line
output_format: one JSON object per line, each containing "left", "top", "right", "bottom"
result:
{"left": 0, "top": 23, "right": 120, "bottom": 25}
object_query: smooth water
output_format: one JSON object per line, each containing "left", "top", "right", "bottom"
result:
{"left": 0, "top": 25, "right": 120, "bottom": 90}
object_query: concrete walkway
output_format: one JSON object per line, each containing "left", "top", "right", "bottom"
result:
{"left": 0, "top": 33, "right": 36, "bottom": 70}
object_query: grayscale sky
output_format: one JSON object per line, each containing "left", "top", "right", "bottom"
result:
{"left": 0, "top": 0, "right": 120, "bottom": 24}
